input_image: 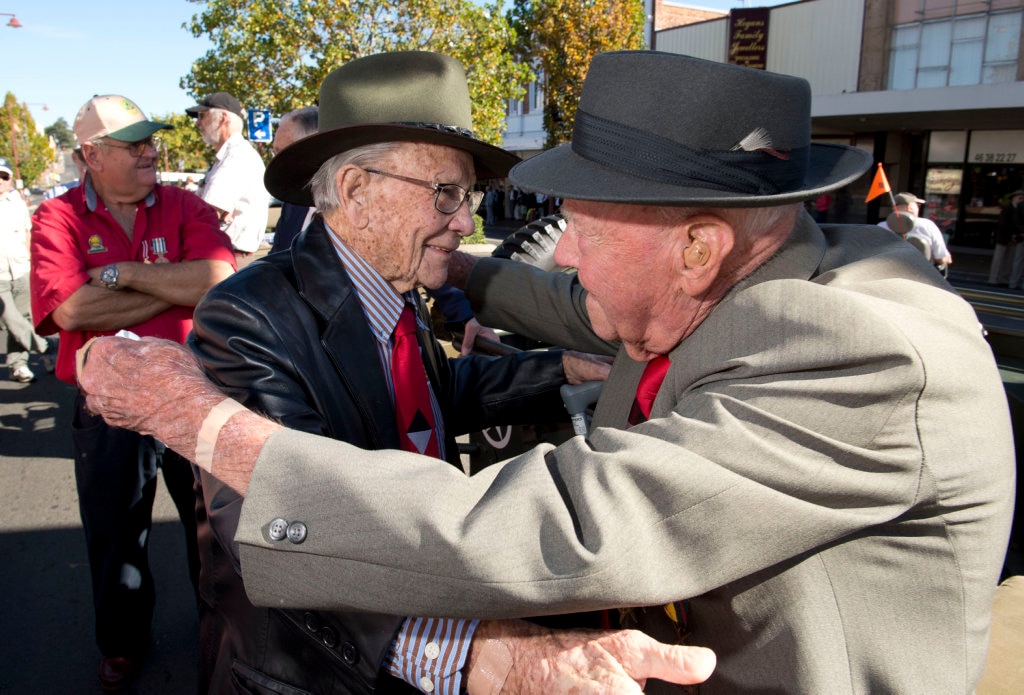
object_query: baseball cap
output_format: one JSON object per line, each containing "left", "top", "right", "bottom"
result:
{"left": 186, "top": 92, "right": 244, "bottom": 120}
{"left": 894, "top": 192, "right": 925, "bottom": 206}
{"left": 0, "top": 158, "right": 12, "bottom": 177}
{"left": 73, "top": 95, "right": 172, "bottom": 145}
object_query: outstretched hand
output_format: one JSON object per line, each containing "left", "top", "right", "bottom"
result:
{"left": 76, "top": 336, "right": 225, "bottom": 458}
{"left": 460, "top": 317, "right": 503, "bottom": 357}
{"left": 467, "top": 619, "right": 715, "bottom": 694}
{"left": 562, "top": 350, "right": 613, "bottom": 385}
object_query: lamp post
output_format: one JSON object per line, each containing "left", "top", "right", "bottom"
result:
{"left": 1, "top": 12, "right": 22, "bottom": 28}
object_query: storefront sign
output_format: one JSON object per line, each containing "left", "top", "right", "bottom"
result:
{"left": 729, "top": 8, "right": 770, "bottom": 70}
{"left": 968, "top": 130, "right": 1024, "bottom": 164}
{"left": 925, "top": 168, "right": 962, "bottom": 195}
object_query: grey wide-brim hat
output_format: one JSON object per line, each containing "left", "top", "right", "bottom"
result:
{"left": 266, "top": 51, "right": 519, "bottom": 206}
{"left": 511, "top": 51, "right": 873, "bottom": 207}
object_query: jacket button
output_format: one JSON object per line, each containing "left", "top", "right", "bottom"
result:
{"left": 267, "top": 518, "right": 288, "bottom": 541}
{"left": 320, "top": 626, "right": 338, "bottom": 648}
{"left": 286, "top": 521, "right": 307, "bottom": 544}
{"left": 304, "top": 612, "right": 320, "bottom": 632}
{"left": 341, "top": 641, "right": 359, "bottom": 665}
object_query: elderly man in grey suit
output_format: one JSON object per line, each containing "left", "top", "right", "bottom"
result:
{"left": 78, "top": 51, "right": 1014, "bottom": 694}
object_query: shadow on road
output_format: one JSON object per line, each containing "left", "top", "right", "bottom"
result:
{"left": 0, "top": 354, "right": 198, "bottom": 694}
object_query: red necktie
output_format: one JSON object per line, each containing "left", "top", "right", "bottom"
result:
{"left": 613, "top": 354, "right": 689, "bottom": 638}
{"left": 628, "top": 356, "right": 671, "bottom": 426}
{"left": 391, "top": 306, "right": 440, "bottom": 458}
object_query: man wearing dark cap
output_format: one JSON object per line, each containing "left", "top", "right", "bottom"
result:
{"left": 30, "top": 94, "right": 236, "bottom": 691}
{"left": 187, "top": 91, "right": 270, "bottom": 267}
{"left": 79, "top": 51, "right": 1013, "bottom": 693}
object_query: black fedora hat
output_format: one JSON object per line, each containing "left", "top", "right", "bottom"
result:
{"left": 266, "top": 51, "right": 519, "bottom": 206}
{"left": 511, "top": 51, "right": 872, "bottom": 207}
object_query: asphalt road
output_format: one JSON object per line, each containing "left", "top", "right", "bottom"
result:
{"left": 0, "top": 354, "right": 197, "bottom": 695}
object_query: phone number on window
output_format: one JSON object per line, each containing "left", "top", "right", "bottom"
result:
{"left": 973, "top": 153, "right": 1019, "bottom": 163}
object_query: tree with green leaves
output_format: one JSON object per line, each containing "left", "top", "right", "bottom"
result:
{"left": 182, "top": 0, "right": 530, "bottom": 149}
{"left": 44, "top": 117, "right": 75, "bottom": 150}
{"left": 1, "top": 93, "right": 55, "bottom": 186}
{"left": 508, "top": 0, "right": 646, "bottom": 148}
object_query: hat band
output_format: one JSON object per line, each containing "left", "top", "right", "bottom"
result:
{"left": 572, "top": 110, "right": 808, "bottom": 196}
{"left": 395, "top": 121, "right": 477, "bottom": 139}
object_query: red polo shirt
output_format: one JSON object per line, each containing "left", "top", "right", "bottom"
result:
{"left": 30, "top": 178, "right": 235, "bottom": 384}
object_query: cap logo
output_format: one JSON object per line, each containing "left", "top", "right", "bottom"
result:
{"left": 120, "top": 99, "right": 141, "bottom": 115}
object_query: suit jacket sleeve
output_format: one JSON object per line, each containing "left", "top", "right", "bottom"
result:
{"left": 465, "top": 257, "right": 619, "bottom": 356}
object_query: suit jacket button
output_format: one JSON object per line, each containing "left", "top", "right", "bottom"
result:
{"left": 286, "top": 521, "right": 307, "bottom": 544}
{"left": 267, "top": 518, "right": 288, "bottom": 541}
{"left": 320, "top": 626, "right": 338, "bottom": 648}
{"left": 341, "top": 641, "right": 359, "bottom": 665}
{"left": 304, "top": 612, "right": 320, "bottom": 632}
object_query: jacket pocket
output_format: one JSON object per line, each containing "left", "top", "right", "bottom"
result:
{"left": 230, "top": 659, "right": 313, "bottom": 695}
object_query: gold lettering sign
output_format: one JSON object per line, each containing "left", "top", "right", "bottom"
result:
{"left": 729, "top": 8, "right": 770, "bottom": 70}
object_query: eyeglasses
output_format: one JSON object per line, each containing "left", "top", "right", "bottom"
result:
{"left": 362, "top": 168, "right": 483, "bottom": 215}
{"left": 100, "top": 135, "right": 159, "bottom": 158}
{"left": 0, "top": 172, "right": 10, "bottom": 181}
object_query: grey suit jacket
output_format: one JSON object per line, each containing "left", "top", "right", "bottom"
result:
{"left": 236, "top": 214, "right": 1015, "bottom": 693}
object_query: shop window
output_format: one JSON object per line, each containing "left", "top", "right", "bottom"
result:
{"left": 888, "top": 9, "right": 1022, "bottom": 89}
{"left": 532, "top": 72, "right": 545, "bottom": 113}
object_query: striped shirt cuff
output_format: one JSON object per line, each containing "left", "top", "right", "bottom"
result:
{"left": 386, "top": 617, "right": 479, "bottom": 694}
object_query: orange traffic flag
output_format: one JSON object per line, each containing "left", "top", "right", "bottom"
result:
{"left": 865, "top": 163, "right": 892, "bottom": 202}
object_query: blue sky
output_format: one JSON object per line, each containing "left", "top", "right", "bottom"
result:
{"left": 2, "top": 0, "right": 782, "bottom": 130}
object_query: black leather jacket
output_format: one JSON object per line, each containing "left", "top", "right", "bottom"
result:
{"left": 187, "top": 219, "right": 569, "bottom": 694}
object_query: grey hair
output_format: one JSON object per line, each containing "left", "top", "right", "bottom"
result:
{"left": 718, "top": 203, "right": 802, "bottom": 234}
{"left": 309, "top": 142, "right": 404, "bottom": 213}
{"left": 222, "top": 109, "right": 244, "bottom": 135}
{"left": 281, "top": 106, "right": 318, "bottom": 139}
{"left": 655, "top": 202, "right": 801, "bottom": 234}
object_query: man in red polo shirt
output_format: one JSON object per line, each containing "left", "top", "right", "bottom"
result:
{"left": 29, "top": 94, "right": 235, "bottom": 692}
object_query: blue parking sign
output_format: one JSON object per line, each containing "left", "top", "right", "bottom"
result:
{"left": 247, "top": 109, "right": 272, "bottom": 143}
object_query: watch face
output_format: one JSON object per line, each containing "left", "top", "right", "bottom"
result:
{"left": 101, "top": 265, "right": 118, "bottom": 286}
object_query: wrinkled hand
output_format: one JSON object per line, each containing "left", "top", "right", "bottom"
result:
{"left": 467, "top": 619, "right": 715, "bottom": 694}
{"left": 562, "top": 350, "right": 613, "bottom": 385}
{"left": 460, "top": 318, "right": 502, "bottom": 357}
{"left": 77, "top": 336, "right": 226, "bottom": 459}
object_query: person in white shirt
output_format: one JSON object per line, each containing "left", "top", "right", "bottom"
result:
{"left": 878, "top": 192, "right": 953, "bottom": 270}
{"left": 187, "top": 92, "right": 270, "bottom": 267}
{"left": 0, "top": 157, "right": 54, "bottom": 382}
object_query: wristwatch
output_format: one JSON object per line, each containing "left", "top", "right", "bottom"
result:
{"left": 100, "top": 264, "right": 120, "bottom": 291}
